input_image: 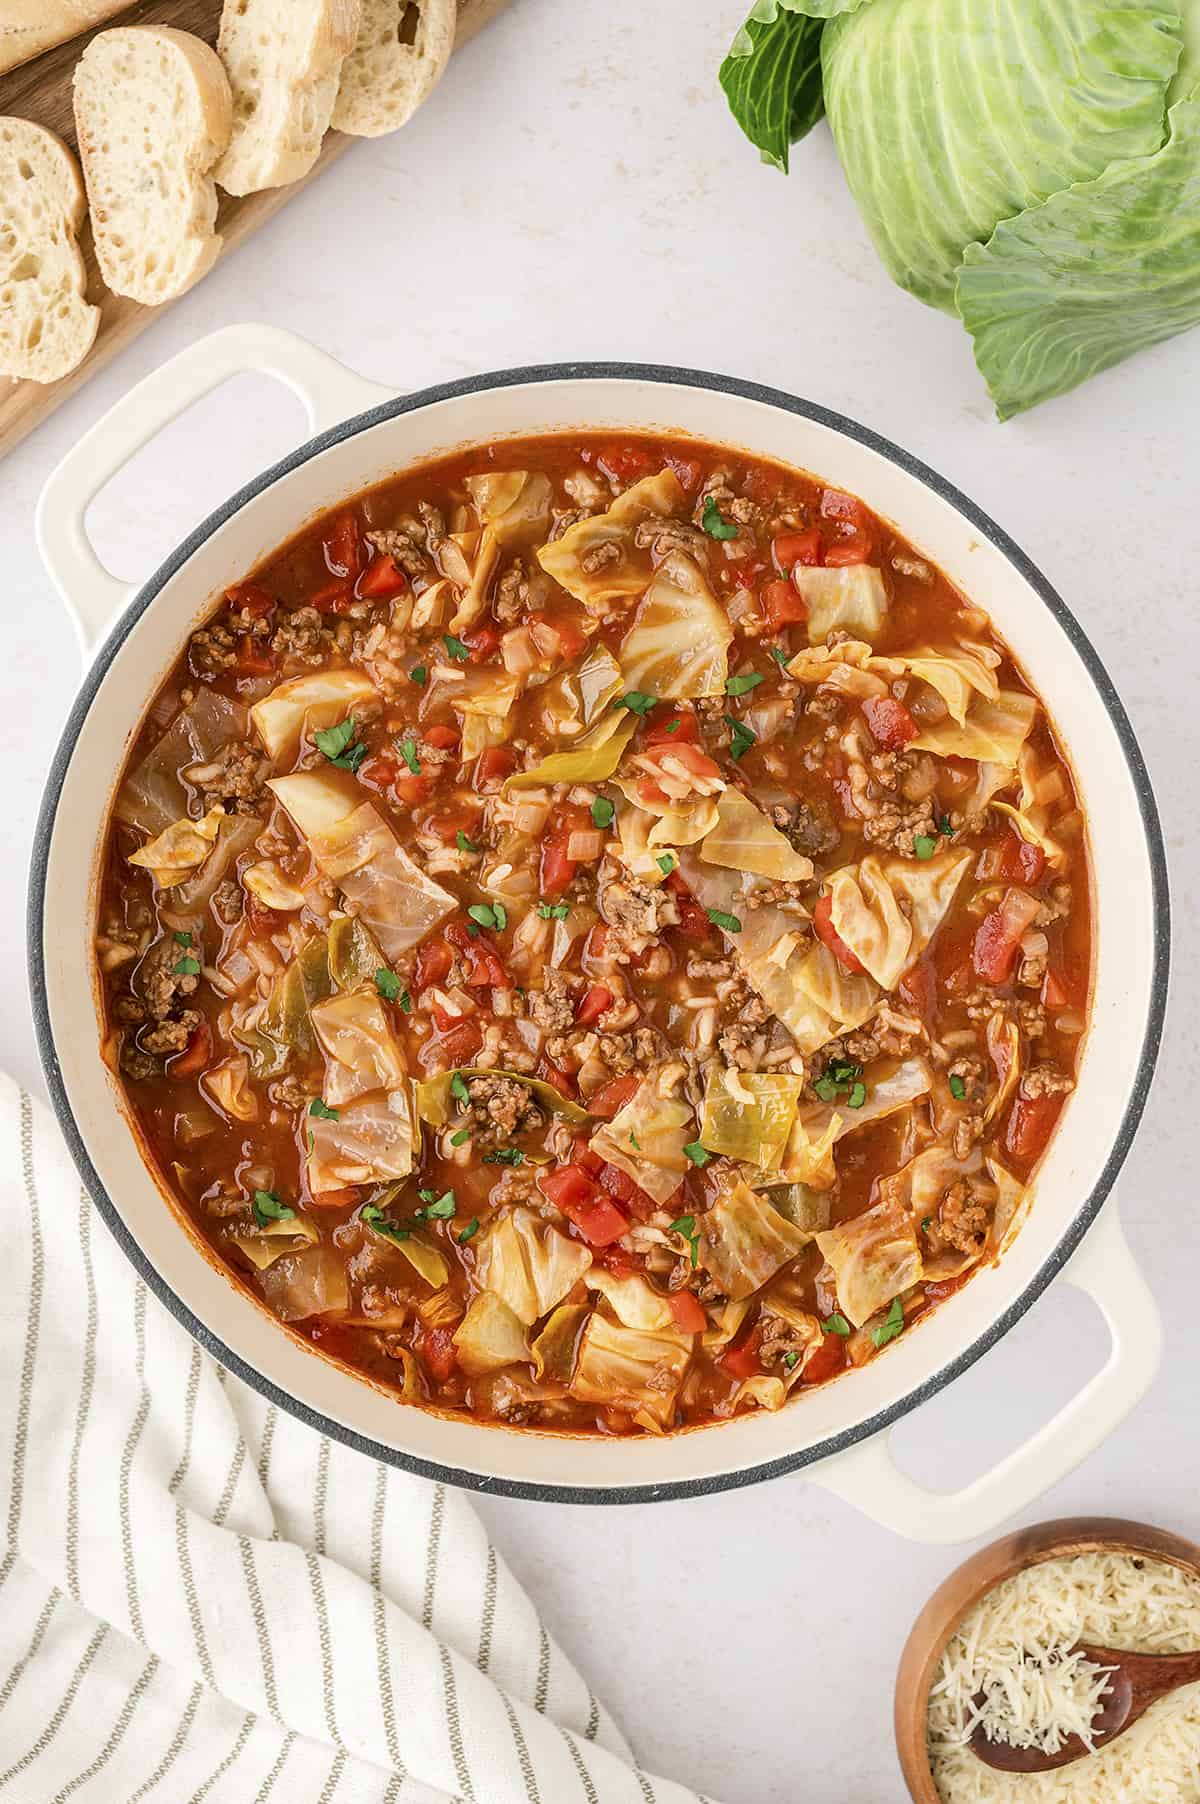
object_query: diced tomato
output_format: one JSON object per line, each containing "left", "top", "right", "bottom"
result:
{"left": 527, "top": 611, "right": 588, "bottom": 661}
{"left": 587, "top": 1074, "right": 640, "bottom": 1119}
{"left": 323, "top": 508, "right": 363, "bottom": 581}
{"left": 235, "top": 638, "right": 276, "bottom": 677}
{"left": 413, "top": 938, "right": 453, "bottom": 990}
{"left": 862, "top": 694, "right": 918, "bottom": 750}
{"left": 898, "top": 957, "right": 937, "bottom": 1021}
{"left": 593, "top": 442, "right": 655, "bottom": 486}
{"left": 464, "top": 625, "right": 500, "bottom": 664}
{"left": 639, "top": 739, "right": 723, "bottom": 788}
{"left": 309, "top": 579, "right": 356, "bottom": 614}
{"left": 168, "top": 1021, "right": 211, "bottom": 1079}
{"left": 665, "top": 454, "right": 704, "bottom": 494}
{"left": 540, "top": 838, "right": 576, "bottom": 897}
{"left": 540, "top": 1165, "right": 629, "bottom": 1247}
{"left": 761, "top": 576, "right": 809, "bottom": 628}
{"left": 1005, "top": 1093, "right": 1065, "bottom": 1166}
{"left": 571, "top": 1137, "right": 604, "bottom": 1179}
{"left": 586, "top": 924, "right": 609, "bottom": 960}
{"left": 723, "top": 554, "right": 767, "bottom": 592}
{"left": 426, "top": 808, "right": 477, "bottom": 846}
{"left": 1041, "top": 967, "right": 1070, "bottom": 1010}
{"left": 819, "top": 489, "right": 874, "bottom": 565}
{"left": 813, "top": 893, "right": 866, "bottom": 974}
{"left": 720, "top": 1336, "right": 761, "bottom": 1382}
{"left": 819, "top": 487, "right": 866, "bottom": 524}
{"left": 983, "top": 830, "right": 1046, "bottom": 887}
{"left": 823, "top": 527, "right": 874, "bottom": 567}
{"left": 772, "top": 528, "right": 822, "bottom": 571}
{"left": 307, "top": 1185, "right": 361, "bottom": 1210}
{"left": 394, "top": 774, "right": 436, "bottom": 806}
{"left": 422, "top": 722, "right": 461, "bottom": 753}
{"left": 356, "top": 553, "right": 408, "bottom": 601}
{"left": 597, "top": 1243, "right": 639, "bottom": 1276}
{"left": 416, "top": 1325, "right": 458, "bottom": 1385}
{"left": 446, "top": 918, "right": 509, "bottom": 989}
{"left": 360, "top": 752, "right": 400, "bottom": 790}
{"left": 667, "top": 1291, "right": 707, "bottom": 1334}
{"left": 801, "top": 1333, "right": 846, "bottom": 1386}
{"left": 645, "top": 706, "right": 699, "bottom": 745}
{"left": 972, "top": 888, "right": 1042, "bottom": 984}
{"left": 665, "top": 871, "right": 715, "bottom": 942}
{"left": 576, "top": 983, "right": 614, "bottom": 1028}
{"left": 538, "top": 1058, "right": 575, "bottom": 1098}
{"left": 245, "top": 899, "right": 284, "bottom": 937}
{"left": 596, "top": 1160, "right": 659, "bottom": 1222}
{"left": 436, "top": 1019, "right": 483, "bottom": 1066}
{"left": 225, "top": 581, "right": 275, "bottom": 618}
{"left": 429, "top": 999, "right": 460, "bottom": 1032}
{"left": 476, "top": 746, "right": 518, "bottom": 790}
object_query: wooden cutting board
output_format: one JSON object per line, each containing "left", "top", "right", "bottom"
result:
{"left": 0, "top": 0, "right": 512, "bottom": 459}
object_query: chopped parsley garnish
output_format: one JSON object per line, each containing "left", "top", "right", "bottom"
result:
{"left": 813, "top": 1057, "right": 864, "bottom": 1105}
{"left": 938, "top": 813, "right": 954, "bottom": 837}
{"left": 399, "top": 988, "right": 413, "bottom": 1014}
{"left": 770, "top": 646, "right": 789, "bottom": 667}
{"left": 725, "top": 671, "right": 764, "bottom": 697}
{"left": 484, "top": 1147, "right": 524, "bottom": 1167}
{"left": 591, "top": 796, "right": 615, "bottom": 830}
{"left": 173, "top": 930, "right": 193, "bottom": 947}
{"left": 701, "top": 494, "right": 739, "bottom": 540}
{"left": 629, "top": 1131, "right": 640, "bottom": 1150}
{"left": 173, "top": 956, "right": 201, "bottom": 977}
{"left": 656, "top": 853, "right": 676, "bottom": 876}
{"left": 253, "top": 1190, "right": 295, "bottom": 1228}
{"left": 410, "top": 665, "right": 427, "bottom": 686}
{"left": 314, "top": 715, "right": 367, "bottom": 772}
{"left": 456, "top": 830, "right": 480, "bottom": 854}
{"left": 783, "top": 1350, "right": 800, "bottom": 1370}
{"left": 361, "top": 1203, "right": 410, "bottom": 1242}
{"left": 450, "top": 1072, "right": 471, "bottom": 1106}
{"left": 920, "top": 1216, "right": 933, "bottom": 1234}
{"left": 683, "top": 1141, "right": 710, "bottom": 1167}
{"left": 468, "top": 902, "right": 506, "bottom": 931}
{"left": 457, "top": 1218, "right": 481, "bottom": 1245}
{"left": 949, "top": 1073, "right": 967, "bottom": 1101}
{"left": 664, "top": 718, "right": 682, "bottom": 734}
{"left": 444, "top": 634, "right": 470, "bottom": 661}
{"left": 670, "top": 1213, "right": 700, "bottom": 1268}
{"left": 613, "top": 690, "right": 657, "bottom": 716}
{"left": 913, "top": 835, "right": 938, "bottom": 861}
{"left": 375, "top": 968, "right": 402, "bottom": 1002}
{"left": 706, "top": 907, "right": 742, "bottom": 933}
{"left": 537, "top": 901, "right": 571, "bottom": 920}
{"left": 415, "top": 1190, "right": 456, "bottom": 1221}
{"left": 449, "top": 1128, "right": 471, "bottom": 1147}
{"left": 870, "top": 1296, "right": 906, "bottom": 1349}
{"left": 724, "top": 715, "right": 756, "bottom": 761}
{"left": 308, "top": 1098, "right": 338, "bottom": 1121}
{"left": 822, "top": 1313, "right": 851, "bottom": 1338}
{"left": 398, "top": 737, "right": 421, "bottom": 776}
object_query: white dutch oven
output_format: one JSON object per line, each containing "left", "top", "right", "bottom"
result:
{"left": 29, "top": 325, "right": 1170, "bottom": 1540}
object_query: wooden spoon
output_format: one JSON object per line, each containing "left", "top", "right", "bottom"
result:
{"left": 970, "top": 1642, "right": 1200, "bottom": 1773}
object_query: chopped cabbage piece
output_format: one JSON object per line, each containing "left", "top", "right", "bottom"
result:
{"left": 757, "top": 1182, "right": 831, "bottom": 1239}
{"left": 612, "top": 802, "right": 673, "bottom": 883}
{"left": 116, "top": 689, "right": 247, "bottom": 835}
{"left": 327, "top": 916, "right": 386, "bottom": 991}
{"left": 230, "top": 1213, "right": 319, "bottom": 1271}
{"left": 700, "top": 788, "right": 815, "bottom": 882}
{"left": 127, "top": 806, "right": 224, "bottom": 889}
{"left": 699, "top": 1067, "right": 804, "bottom": 1172}
{"left": 438, "top": 664, "right": 522, "bottom": 720}
{"left": 827, "top": 850, "right": 972, "bottom": 990}
{"left": 242, "top": 859, "right": 307, "bottom": 912}
{"left": 171, "top": 812, "right": 261, "bottom": 916}
{"left": 310, "top": 991, "right": 406, "bottom": 1107}
{"left": 569, "top": 1313, "right": 692, "bottom": 1429}
{"left": 477, "top": 1208, "right": 593, "bottom": 1326}
{"left": 612, "top": 775, "right": 720, "bottom": 847}
{"left": 268, "top": 768, "right": 361, "bottom": 839}
{"left": 446, "top": 527, "right": 501, "bottom": 632}
{"left": 415, "top": 1067, "right": 589, "bottom": 1128}
{"left": 697, "top": 1179, "right": 807, "bottom": 1301}
{"left": 537, "top": 646, "right": 624, "bottom": 737}
{"left": 588, "top": 1073, "right": 694, "bottom": 1204}
{"left": 619, "top": 552, "right": 733, "bottom": 699}
{"left": 909, "top": 690, "right": 1037, "bottom": 765}
{"left": 202, "top": 1055, "right": 258, "bottom": 1124}
{"left": 586, "top": 1269, "right": 676, "bottom": 1333}
{"left": 988, "top": 1156, "right": 1030, "bottom": 1257}
{"left": 250, "top": 669, "right": 377, "bottom": 761}
{"left": 814, "top": 1198, "right": 923, "bottom": 1329}
{"left": 453, "top": 1293, "right": 530, "bottom": 1374}
{"left": 770, "top": 1109, "right": 844, "bottom": 1190}
{"left": 504, "top": 710, "right": 637, "bottom": 791}
{"left": 530, "top": 1303, "right": 589, "bottom": 1381}
{"left": 984, "top": 1013, "right": 1022, "bottom": 1127}
{"left": 796, "top": 565, "right": 889, "bottom": 642}
{"left": 259, "top": 1244, "right": 348, "bottom": 1321}
{"left": 993, "top": 742, "right": 1069, "bottom": 868}
{"left": 306, "top": 1088, "right": 415, "bottom": 1192}
{"left": 787, "top": 636, "right": 1002, "bottom": 727}
{"left": 463, "top": 471, "right": 552, "bottom": 546}
{"left": 391, "top": 1234, "right": 450, "bottom": 1292}
{"left": 785, "top": 638, "right": 887, "bottom": 700}
{"left": 237, "top": 933, "right": 331, "bottom": 1078}
{"left": 536, "top": 469, "right": 684, "bottom": 612}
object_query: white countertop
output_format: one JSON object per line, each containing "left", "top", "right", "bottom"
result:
{"left": 4, "top": 3, "right": 1199, "bottom": 1797}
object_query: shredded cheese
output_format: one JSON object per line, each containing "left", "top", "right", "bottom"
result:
{"left": 927, "top": 1551, "right": 1200, "bottom": 1803}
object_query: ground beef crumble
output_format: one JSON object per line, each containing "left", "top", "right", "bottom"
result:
{"left": 464, "top": 1075, "right": 544, "bottom": 1143}
{"left": 271, "top": 606, "right": 328, "bottom": 666}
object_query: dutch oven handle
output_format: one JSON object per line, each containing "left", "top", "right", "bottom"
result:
{"left": 36, "top": 324, "right": 397, "bottom": 658}
{"left": 808, "top": 1199, "right": 1161, "bottom": 1543}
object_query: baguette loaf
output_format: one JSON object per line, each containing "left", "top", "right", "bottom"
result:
{"left": 0, "top": 1, "right": 132, "bottom": 77}
{"left": 0, "top": 116, "right": 99, "bottom": 381}
{"left": 215, "top": 0, "right": 362, "bottom": 197}
{"left": 332, "top": 0, "right": 456, "bottom": 139}
{"left": 73, "top": 26, "right": 233, "bottom": 307}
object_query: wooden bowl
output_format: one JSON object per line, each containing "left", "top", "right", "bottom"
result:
{"left": 894, "top": 1516, "right": 1200, "bottom": 1802}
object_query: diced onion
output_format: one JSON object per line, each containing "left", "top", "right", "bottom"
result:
{"left": 566, "top": 830, "right": 606, "bottom": 861}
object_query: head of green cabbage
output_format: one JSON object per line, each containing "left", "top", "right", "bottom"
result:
{"left": 721, "top": 0, "right": 1200, "bottom": 416}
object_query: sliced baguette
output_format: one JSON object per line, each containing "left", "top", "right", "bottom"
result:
{"left": 215, "top": 0, "right": 362, "bottom": 197}
{"left": 332, "top": 0, "right": 456, "bottom": 139}
{"left": 0, "top": 117, "right": 99, "bottom": 382}
{"left": 0, "top": 2, "right": 133, "bottom": 78}
{"left": 73, "top": 26, "right": 233, "bottom": 307}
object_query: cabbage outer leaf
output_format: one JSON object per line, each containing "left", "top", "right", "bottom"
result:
{"left": 463, "top": 472, "right": 552, "bottom": 546}
{"left": 504, "top": 711, "right": 637, "bottom": 791}
{"left": 116, "top": 689, "right": 247, "bottom": 835}
{"left": 477, "top": 1209, "right": 593, "bottom": 1326}
{"left": 452, "top": 1293, "right": 530, "bottom": 1375}
{"left": 530, "top": 1303, "right": 589, "bottom": 1381}
{"left": 814, "top": 1196, "right": 922, "bottom": 1327}
{"left": 127, "top": 806, "right": 224, "bottom": 888}
{"left": 536, "top": 470, "right": 685, "bottom": 611}
{"left": 586, "top": 1270, "right": 677, "bottom": 1333}
{"left": 991, "top": 743, "right": 1070, "bottom": 869}
{"left": 822, "top": 0, "right": 1185, "bottom": 312}
{"left": 589, "top": 1074, "right": 694, "bottom": 1204}
{"left": 569, "top": 1314, "right": 692, "bottom": 1429}
{"left": 959, "top": 95, "right": 1200, "bottom": 417}
{"left": 698, "top": 1179, "right": 808, "bottom": 1300}
{"left": 415, "top": 1067, "right": 590, "bottom": 1128}
{"left": 619, "top": 551, "right": 733, "bottom": 698}
{"left": 259, "top": 1245, "right": 349, "bottom": 1322}
{"left": 719, "top": 2, "right": 839, "bottom": 172}
{"left": 231, "top": 1213, "right": 319, "bottom": 1271}
{"left": 700, "top": 1068, "right": 804, "bottom": 1172}
{"left": 700, "top": 788, "right": 815, "bottom": 882}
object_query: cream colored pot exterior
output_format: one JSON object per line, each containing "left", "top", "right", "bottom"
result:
{"left": 30, "top": 326, "right": 1169, "bottom": 1539}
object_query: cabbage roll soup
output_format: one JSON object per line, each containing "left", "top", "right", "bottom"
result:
{"left": 95, "top": 435, "right": 1091, "bottom": 1435}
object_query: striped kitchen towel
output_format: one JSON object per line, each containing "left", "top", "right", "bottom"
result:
{"left": 0, "top": 1083, "right": 719, "bottom": 1804}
